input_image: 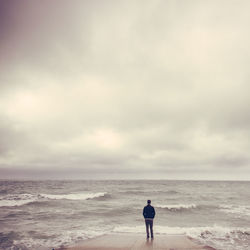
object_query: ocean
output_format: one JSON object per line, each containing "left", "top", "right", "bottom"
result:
{"left": 0, "top": 180, "right": 249, "bottom": 250}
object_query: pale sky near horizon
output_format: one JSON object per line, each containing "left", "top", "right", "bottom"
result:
{"left": 1, "top": 0, "right": 250, "bottom": 180}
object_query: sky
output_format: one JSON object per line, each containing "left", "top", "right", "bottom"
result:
{"left": 0, "top": 0, "right": 250, "bottom": 180}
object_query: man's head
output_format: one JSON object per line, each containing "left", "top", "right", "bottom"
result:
{"left": 147, "top": 200, "right": 151, "bottom": 205}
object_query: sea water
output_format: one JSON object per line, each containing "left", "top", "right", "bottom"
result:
{"left": 0, "top": 180, "right": 249, "bottom": 250}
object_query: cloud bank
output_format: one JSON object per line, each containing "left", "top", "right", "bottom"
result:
{"left": 0, "top": 0, "right": 250, "bottom": 179}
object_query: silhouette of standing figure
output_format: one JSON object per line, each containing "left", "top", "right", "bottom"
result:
{"left": 143, "top": 200, "right": 155, "bottom": 238}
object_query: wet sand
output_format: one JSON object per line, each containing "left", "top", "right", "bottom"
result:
{"left": 57, "top": 233, "right": 216, "bottom": 250}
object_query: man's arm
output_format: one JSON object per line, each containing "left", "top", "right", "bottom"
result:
{"left": 152, "top": 207, "right": 155, "bottom": 218}
{"left": 143, "top": 207, "right": 146, "bottom": 218}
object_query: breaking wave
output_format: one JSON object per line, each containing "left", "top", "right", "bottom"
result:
{"left": 40, "top": 192, "right": 107, "bottom": 200}
{"left": 155, "top": 203, "right": 197, "bottom": 211}
{"left": 0, "top": 194, "right": 38, "bottom": 207}
{"left": 219, "top": 204, "right": 250, "bottom": 217}
{"left": 0, "top": 192, "right": 108, "bottom": 207}
{"left": 6, "top": 229, "right": 106, "bottom": 250}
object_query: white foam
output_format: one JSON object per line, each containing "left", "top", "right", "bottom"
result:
{"left": 0, "top": 199, "right": 35, "bottom": 207}
{"left": 112, "top": 223, "right": 250, "bottom": 250}
{"left": 13, "top": 229, "right": 106, "bottom": 249}
{"left": 0, "top": 192, "right": 107, "bottom": 207}
{"left": 112, "top": 224, "right": 250, "bottom": 237}
{"left": 11, "top": 225, "right": 250, "bottom": 250}
{"left": 40, "top": 192, "right": 107, "bottom": 200}
{"left": 219, "top": 205, "right": 250, "bottom": 217}
{"left": 155, "top": 204, "right": 197, "bottom": 210}
{"left": 0, "top": 194, "right": 38, "bottom": 207}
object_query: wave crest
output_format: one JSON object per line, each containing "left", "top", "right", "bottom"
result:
{"left": 0, "top": 192, "right": 108, "bottom": 207}
{"left": 40, "top": 192, "right": 107, "bottom": 200}
{"left": 0, "top": 194, "right": 38, "bottom": 207}
{"left": 155, "top": 204, "right": 197, "bottom": 211}
{"left": 219, "top": 204, "right": 250, "bottom": 216}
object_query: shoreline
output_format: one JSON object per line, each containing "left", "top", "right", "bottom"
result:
{"left": 56, "top": 233, "right": 216, "bottom": 250}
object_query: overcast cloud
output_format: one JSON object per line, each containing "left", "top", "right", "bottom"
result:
{"left": 0, "top": 0, "right": 250, "bottom": 180}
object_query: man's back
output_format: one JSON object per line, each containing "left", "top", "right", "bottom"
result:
{"left": 143, "top": 204, "right": 155, "bottom": 219}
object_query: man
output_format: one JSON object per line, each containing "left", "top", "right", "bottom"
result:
{"left": 143, "top": 200, "right": 155, "bottom": 239}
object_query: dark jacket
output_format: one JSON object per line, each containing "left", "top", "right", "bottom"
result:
{"left": 143, "top": 205, "right": 155, "bottom": 219}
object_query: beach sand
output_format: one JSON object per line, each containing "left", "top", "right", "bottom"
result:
{"left": 57, "top": 233, "right": 216, "bottom": 250}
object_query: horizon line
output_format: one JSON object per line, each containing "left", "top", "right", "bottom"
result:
{"left": 0, "top": 178, "right": 249, "bottom": 182}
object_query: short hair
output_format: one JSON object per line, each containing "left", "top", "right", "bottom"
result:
{"left": 147, "top": 200, "right": 151, "bottom": 204}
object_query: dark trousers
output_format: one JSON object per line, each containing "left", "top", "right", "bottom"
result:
{"left": 145, "top": 219, "right": 153, "bottom": 238}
